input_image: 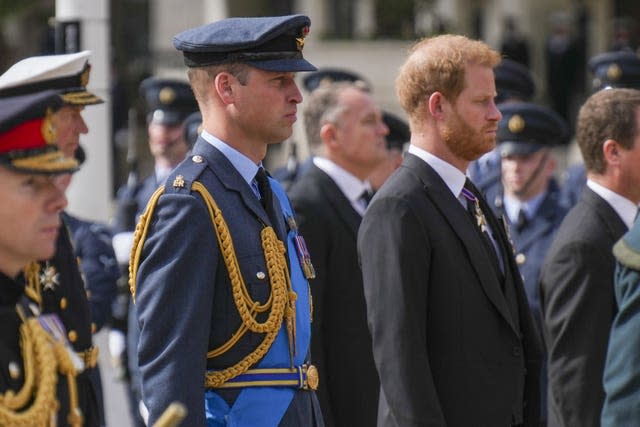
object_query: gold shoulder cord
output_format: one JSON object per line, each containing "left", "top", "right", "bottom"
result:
{"left": 129, "top": 183, "right": 297, "bottom": 388}
{"left": 0, "top": 313, "right": 58, "bottom": 426}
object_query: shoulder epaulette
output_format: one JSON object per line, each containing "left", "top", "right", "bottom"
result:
{"left": 613, "top": 236, "right": 640, "bottom": 270}
{"left": 164, "top": 154, "right": 208, "bottom": 194}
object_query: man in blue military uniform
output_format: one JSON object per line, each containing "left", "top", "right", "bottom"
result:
{"left": 560, "top": 50, "right": 640, "bottom": 208}
{"left": 484, "top": 102, "right": 570, "bottom": 425}
{"left": 0, "top": 51, "right": 117, "bottom": 426}
{"left": 111, "top": 76, "right": 198, "bottom": 427}
{"left": 602, "top": 215, "right": 640, "bottom": 425}
{"left": 0, "top": 91, "right": 83, "bottom": 425}
{"left": 130, "top": 15, "right": 323, "bottom": 426}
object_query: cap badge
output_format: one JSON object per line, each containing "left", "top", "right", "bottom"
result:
{"left": 508, "top": 114, "right": 525, "bottom": 134}
{"left": 41, "top": 108, "right": 57, "bottom": 145}
{"left": 607, "top": 63, "right": 622, "bottom": 81}
{"left": 296, "top": 26, "right": 310, "bottom": 51}
{"left": 159, "top": 87, "right": 176, "bottom": 105}
{"left": 80, "top": 63, "right": 91, "bottom": 87}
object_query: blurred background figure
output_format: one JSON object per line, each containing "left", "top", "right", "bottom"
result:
{"left": 500, "top": 15, "right": 531, "bottom": 67}
{"left": 560, "top": 49, "right": 640, "bottom": 208}
{"left": 272, "top": 67, "right": 372, "bottom": 190}
{"left": 368, "top": 110, "right": 410, "bottom": 191}
{"left": 110, "top": 76, "right": 198, "bottom": 427}
{"left": 485, "top": 102, "right": 571, "bottom": 425}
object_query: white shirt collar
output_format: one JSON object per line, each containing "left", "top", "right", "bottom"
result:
{"left": 200, "top": 129, "right": 260, "bottom": 188}
{"left": 313, "top": 157, "right": 371, "bottom": 215}
{"left": 587, "top": 179, "right": 638, "bottom": 229}
{"left": 407, "top": 144, "right": 466, "bottom": 199}
{"left": 503, "top": 192, "right": 547, "bottom": 224}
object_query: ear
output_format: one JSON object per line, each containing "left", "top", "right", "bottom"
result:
{"left": 428, "top": 91, "right": 447, "bottom": 119}
{"left": 214, "top": 72, "right": 235, "bottom": 105}
{"left": 602, "top": 139, "right": 621, "bottom": 165}
{"left": 320, "top": 122, "right": 338, "bottom": 147}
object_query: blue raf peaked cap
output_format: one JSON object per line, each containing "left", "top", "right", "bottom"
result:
{"left": 494, "top": 58, "right": 536, "bottom": 103}
{"left": 589, "top": 50, "right": 640, "bottom": 91}
{"left": 302, "top": 68, "right": 372, "bottom": 93}
{"left": 173, "top": 14, "right": 317, "bottom": 72}
{"left": 497, "top": 102, "right": 569, "bottom": 156}
{"left": 139, "top": 77, "right": 198, "bottom": 126}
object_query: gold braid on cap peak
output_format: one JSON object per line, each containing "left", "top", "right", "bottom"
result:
{"left": 129, "top": 182, "right": 298, "bottom": 386}
{"left": 11, "top": 150, "right": 78, "bottom": 173}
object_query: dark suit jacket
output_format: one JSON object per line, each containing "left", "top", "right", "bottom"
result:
{"left": 135, "top": 138, "right": 321, "bottom": 426}
{"left": 357, "top": 153, "right": 542, "bottom": 427}
{"left": 289, "top": 163, "right": 379, "bottom": 427}
{"left": 539, "top": 187, "right": 628, "bottom": 427}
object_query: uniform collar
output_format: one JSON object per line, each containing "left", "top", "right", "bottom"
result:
{"left": 503, "top": 191, "right": 547, "bottom": 223}
{"left": 200, "top": 129, "right": 260, "bottom": 188}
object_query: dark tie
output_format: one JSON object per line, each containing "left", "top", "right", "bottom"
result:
{"left": 359, "top": 189, "right": 374, "bottom": 208}
{"left": 516, "top": 208, "right": 528, "bottom": 232}
{"left": 255, "top": 167, "right": 279, "bottom": 227}
{"left": 461, "top": 179, "right": 503, "bottom": 278}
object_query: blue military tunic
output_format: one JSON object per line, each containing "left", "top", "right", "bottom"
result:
{"left": 133, "top": 137, "right": 322, "bottom": 427}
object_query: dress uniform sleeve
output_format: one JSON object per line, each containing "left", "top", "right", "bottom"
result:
{"left": 357, "top": 195, "right": 446, "bottom": 426}
{"left": 135, "top": 190, "right": 218, "bottom": 427}
{"left": 73, "top": 222, "right": 120, "bottom": 331}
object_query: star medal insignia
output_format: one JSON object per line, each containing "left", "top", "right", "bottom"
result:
{"left": 41, "top": 263, "right": 60, "bottom": 292}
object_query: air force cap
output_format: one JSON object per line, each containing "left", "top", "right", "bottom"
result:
{"left": 302, "top": 68, "right": 372, "bottom": 93}
{"left": 494, "top": 58, "right": 536, "bottom": 103}
{"left": 589, "top": 50, "right": 640, "bottom": 91}
{"left": 497, "top": 102, "right": 569, "bottom": 156}
{"left": 0, "top": 90, "right": 78, "bottom": 174}
{"left": 173, "top": 14, "right": 317, "bottom": 72}
{"left": 139, "top": 78, "right": 198, "bottom": 126}
{"left": 0, "top": 51, "right": 103, "bottom": 105}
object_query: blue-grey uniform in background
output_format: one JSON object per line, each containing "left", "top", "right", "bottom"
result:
{"left": 485, "top": 102, "right": 570, "bottom": 424}
{"left": 131, "top": 15, "right": 323, "bottom": 427}
{"left": 560, "top": 49, "right": 640, "bottom": 208}
{"left": 602, "top": 216, "right": 640, "bottom": 426}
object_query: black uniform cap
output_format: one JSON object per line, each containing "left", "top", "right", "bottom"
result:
{"left": 589, "top": 50, "right": 640, "bottom": 91}
{"left": 139, "top": 78, "right": 199, "bottom": 126}
{"left": 497, "top": 102, "right": 570, "bottom": 156}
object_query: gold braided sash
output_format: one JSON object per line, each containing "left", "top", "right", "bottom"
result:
{"left": 0, "top": 316, "right": 68, "bottom": 426}
{"left": 129, "top": 182, "right": 297, "bottom": 389}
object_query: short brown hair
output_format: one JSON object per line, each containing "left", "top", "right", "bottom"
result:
{"left": 187, "top": 63, "right": 250, "bottom": 104}
{"left": 576, "top": 88, "right": 640, "bottom": 174}
{"left": 303, "top": 82, "right": 369, "bottom": 150}
{"left": 396, "top": 34, "right": 501, "bottom": 120}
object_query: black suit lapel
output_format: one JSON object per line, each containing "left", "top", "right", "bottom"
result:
{"left": 404, "top": 154, "right": 519, "bottom": 334}
{"left": 308, "top": 164, "right": 362, "bottom": 236}
{"left": 582, "top": 186, "right": 629, "bottom": 241}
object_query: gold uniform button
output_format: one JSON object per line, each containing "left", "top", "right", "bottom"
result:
{"left": 515, "top": 253, "right": 526, "bottom": 265}
{"left": 60, "top": 297, "right": 68, "bottom": 310}
{"left": 192, "top": 155, "right": 203, "bottom": 163}
{"left": 256, "top": 271, "right": 266, "bottom": 280}
{"left": 8, "top": 361, "right": 21, "bottom": 380}
{"left": 91, "top": 323, "right": 97, "bottom": 334}
{"left": 68, "top": 330, "right": 78, "bottom": 343}
{"left": 86, "top": 289, "right": 92, "bottom": 299}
